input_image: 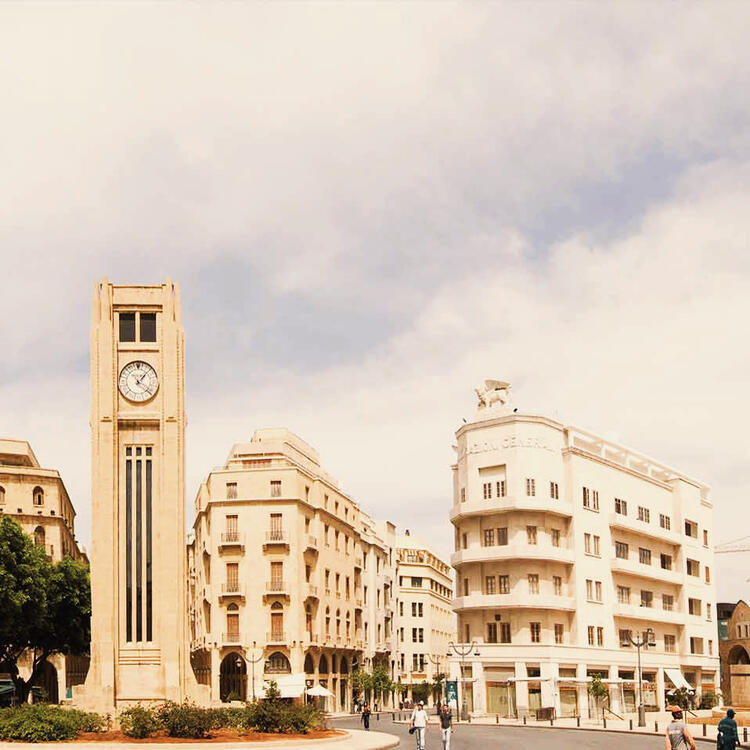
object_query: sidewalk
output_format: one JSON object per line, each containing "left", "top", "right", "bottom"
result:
{"left": 0, "top": 729, "right": 400, "bottom": 750}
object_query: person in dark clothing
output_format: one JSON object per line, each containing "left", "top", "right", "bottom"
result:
{"left": 717, "top": 708, "right": 742, "bottom": 749}
{"left": 361, "top": 702, "right": 371, "bottom": 730}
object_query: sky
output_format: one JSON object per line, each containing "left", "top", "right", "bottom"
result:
{"left": 1, "top": 3, "right": 750, "bottom": 601}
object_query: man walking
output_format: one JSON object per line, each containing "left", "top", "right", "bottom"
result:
{"left": 361, "top": 702, "right": 371, "bottom": 730}
{"left": 439, "top": 703, "right": 454, "bottom": 750}
{"left": 665, "top": 708, "right": 696, "bottom": 750}
{"left": 717, "top": 708, "right": 742, "bottom": 749}
{"left": 410, "top": 700, "right": 428, "bottom": 750}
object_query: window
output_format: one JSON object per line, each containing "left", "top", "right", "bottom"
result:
{"left": 463, "top": 579, "right": 469, "bottom": 596}
{"left": 400, "top": 601, "right": 404, "bottom": 617}
{"left": 586, "top": 580, "right": 601, "bottom": 602}
{"left": 703, "top": 529, "right": 709, "bottom": 547}
{"left": 485, "top": 576, "right": 496, "bottom": 595}
{"left": 690, "top": 637, "right": 704, "bottom": 655}
{"left": 688, "top": 598, "right": 701, "bottom": 616}
{"left": 497, "top": 480, "right": 506, "bottom": 498}
{"left": 140, "top": 313, "right": 156, "bottom": 342}
{"left": 119, "top": 312, "right": 136, "bottom": 341}
{"left": 0, "top": 486, "right": 4, "bottom": 505}
{"left": 487, "top": 622, "right": 498, "bottom": 643}
{"left": 617, "top": 586, "right": 630, "bottom": 604}
{"left": 660, "top": 514, "right": 671, "bottom": 530}
{"left": 663, "top": 594, "right": 674, "bottom": 611}
{"left": 550, "top": 482, "right": 559, "bottom": 499}
{"left": 584, "top": 533, "right": 591, "bottom": 554}
{"left": 638, "top": 547, "right": 651, "bottom": 565}
{"left": 640, "top": 590, "right": 653, "bottom": 608}
{"left": 685, "top": 520, "right": 698, "bottom": 538}
{"left": 225, "top": 482, "right": 237, "bottom": 499}
{"left": 497, "top": 527, "right": 508, "bottom": 545}
{"left": 619, "top": 629, "right": 632, "bottom": 646}
{"left": 582, "top": 487, "right": 590, "bottom": 508}
{"left": 417, "top": 602, "right": 423, "bottom": 617}
{"left": 551, "top": 529, "right": 560, "bottom": 547}
{"left": 592, "top": 490, "right": 599, "bottom": 510}
{"left": 586, "top": 579, "right": 593, "bottom": 600}
{"left": 687, "top": 558, "right": 700, "bottom": 577}
{"left": 500, "top": 622, "right": 511, "bottom": 643}
{"left": 483, "top": 529, "right": 495, "bottom": 547}
{"left": 705, "top": 566, "right": 711, "bottom": 583}
{"left": 593, "top": 535, "right": 600, "bottom": 555}
{"left": 665, "top": 634, "right": 676, "bottom": 652}
{"left": 499, "top": 575, "right": 510, "bottom": 594}
{"left": 411, "top": 577, "right": 423, "bottom": 587}
{"left": 526, "top": 478, "right": 536, "bottom": 496}
{"left": 462, "top": 533, "right": 467, "bottom": 549}
{"left": 460, "top": 488, "right": 466, "bottom": 503}
{"left": 553, "top": 575, "right": 562, "bottom": 595}
{"left": 597, "top": 626, "right": 604, "bottom": 646}
{"left": 270, "top": 480, "right": 281, "bottom": 498}
{"left": 660, "top": 553, "right": 672, "bottom": 570}
{"left": 595, "top": 581, "right": 602, "bottom": 601}
{"left": 483, "top": 482, "right": 492, "bottom": 500}
{"left": 528, "top": 574, "right": 539, "bottom": 594}
{"left": 614, "top": 497, "right": 627, "bottom": 515}
{"left": 587, "top": 626, "right": 595, "bottom": 646}
{"left": 527, "top": 525, "right": 537, "bottom": 545}
{"left": 615, "top": 541, "right": 629, "bottom": 559}
{"left": 554, "top": 623, "right": 564, "bottom": 644}
{"left": 269, "top": 513, "right": 283, "bottom": 540}
{"left": 637, "top": 506, "right": 650, "bottom": 523}
{"left": 530, "top": 622, "right": 541, "bottom": 643}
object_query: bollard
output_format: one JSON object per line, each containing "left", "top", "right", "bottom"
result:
{"left": 744, "top": 727, "right": 748, "bottom": 743}
{"left": 377, "top": 713, "right": 380, "bottom": 721}
{"left": 550, "top": 718, "right": 554, "bottom": 727}
{"left": 629, "top": 719, "right": 633, "bottom": 731}
{"left": 392, "top": 712, "right": 394, "bottom": 721}
{"left": 496, "top": 715, "right": 499, "bottom": 724}
{"left": 703, "top": 723, "right": 707, "bottom": 737}
{"left": 576, "top": 716, "right": 580, "bottom": 727}
{"left": 603, "top": 717, "right": 607, "bottom": 729}
{"left": 654, "top": 721, "right": 658, "bottom": 734}
{"left": 523, "top": 715, "right": 527, "bottom": 725}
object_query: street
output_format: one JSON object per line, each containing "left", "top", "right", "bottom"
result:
{"left": 333, "top": 715, "right": 667, "bottom": 749}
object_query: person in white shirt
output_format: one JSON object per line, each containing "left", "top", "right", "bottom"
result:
{"left": 410, "top": 701, "right": 428, "bottom": 750}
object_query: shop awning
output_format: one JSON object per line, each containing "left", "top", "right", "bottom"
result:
{"left": 664, "top": 669, "right": 694, "bottom": 691}
{"left": 264, "top": 673, "right": 306, "bottom": 699}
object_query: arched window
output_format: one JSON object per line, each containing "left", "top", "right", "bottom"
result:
{"left": 33, "top": 487, "right": 44, "bottom": 506}
{"left": 325, "top": 606, "right": 330, "bottom": 635}
{"left": 34, "top": 526, "right": 45, "bottom": 547}
{"left": 340, "top": 657, "right": 349, "bottom": 674}
{"left": 319, "top": 654, "right": 329, "bottom": 674}
{"left": 304, "top": 653, "right": 314, "bottom": 674}
{"left": 0, "top": 486, "right": 5, "bottom": 504}
{"left": 331, "top": 654, "right": 337, "bottom": 673}
{"left": 265, "top": 651, "right": 291, "bottom": 674}
{"left": 336, "top": 609, "right": 341, "bottom": 635}
{"left": 346, "top": 611, "right": 351, "bottom": 637}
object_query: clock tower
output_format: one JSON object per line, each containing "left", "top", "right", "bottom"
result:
{"left": 79, "top": 278, "right": 193, "bottom": 709}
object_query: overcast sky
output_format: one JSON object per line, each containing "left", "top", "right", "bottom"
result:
{"left": 2, "top": 3, "right": 750, "bottom": 601}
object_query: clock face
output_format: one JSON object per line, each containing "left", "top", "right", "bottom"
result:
{"left": 118, "top": 361, "right": 159, "bottom": 402}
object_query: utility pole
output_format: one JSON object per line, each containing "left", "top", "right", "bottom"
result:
{"left": 624, "top": 628, "right": 655, "bottom": 727}
{"left": 247, "top": 641, "right": 264, "bottom": 701}
{"left": 447, "top": 641, "right": 479, "bottom": 721}
{"left": 427, "top": 653, "right": 445, "bottom": 705}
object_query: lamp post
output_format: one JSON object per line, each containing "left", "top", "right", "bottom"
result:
{"left": 247, "top": 641, "right": 264, "bottom": 701}
{"left": 427, "top": 653, "right": 444, "bottom": 705}
{"left": 624, "top": 628, "right": 655, "bottom": 727}
{"left": 447, "top": 641, "right": 479, "bottom": 721}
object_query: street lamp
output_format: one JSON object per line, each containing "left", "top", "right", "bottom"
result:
{"left": 447, "top": 641, "right": 479, "bottom": 721}
{"left": 427, "top": 654, "right": 445, "bottom": 705}
{"left": 247, "top": 641, "right": 264, "bottom": 702}
{"left": 622, "top": 628, "right": 655, "bottom": 727}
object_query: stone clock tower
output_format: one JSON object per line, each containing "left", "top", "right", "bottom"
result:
{"left": 79, "top": 278, "right": 194, "bottom": 709}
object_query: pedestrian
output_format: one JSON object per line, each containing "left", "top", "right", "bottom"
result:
{"left": 439, "top": 703, "right": 454, "bottom": 750}
{"left": 361, "top": 702, "right": 371, "bottom": 730}
{"left": 410, "top": 700, "right": 428, "bottom": 750}
{"left": 665, "top": 708, "right": 697, "bottom": 750}
{"left": 717, "top": 708, "right": 742, "bottom": 749}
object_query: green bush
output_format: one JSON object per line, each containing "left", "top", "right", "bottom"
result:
{"left": 119, "top": 704, "right": 161, "bottom": 739}
{"left": 699, "top": 691, "right": 718, "bottom": 709}
{"left": 0, "top": 704, "right": 104, "bottom": 742}
{"left": 223, "top": 691, "right": 243, "bottom": 703}
{"left": 239, "top": 700, "right": 324, "bottom": 735}
{"left": 156, "top": 701, "right": 213, "bottom": 739}
{"left": 209, "top": 706, "right": 246, "bottom": 728}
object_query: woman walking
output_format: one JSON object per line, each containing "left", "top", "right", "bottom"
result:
{"left": 361, "top": 702, "right": 371, "bottom": 731}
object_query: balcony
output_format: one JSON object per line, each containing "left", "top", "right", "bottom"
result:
{"left": 264, "top": 580, "right": 289, "bottom": 599}
{"left": 451, "top": 544, "right": 574, "bottom": 568}
{"left": 307, "top": 632, "right": 319, "bottom": 644}
{"left": 612, "top": 601, "right": 686, "bottom": 625}
{"left": 452, "top": 592, "right": 576, "bottom": 612}
{"left": 355, "top": 639, "right": 363, "bottom": 649}
{"left": 305, "top": 584, "right": 319, "bottom": 599}
{"left": 609, "top": 513, "right": 681, "bottom": 545}
{"left": 610, "top": 556, "right": 684, "bottom": 585}
{"left": 263, "top": 530, "right": 289, "bottom": 550}
{"left": 266, "top": 631, "right": 287, "bottom": 644}
{"left": 450, "top": 495, "right": 574, "bottom": 523}
{"left": 305, "top": 535, "right": 319, "bottom": 553}
{"left": 355, "top": 599, "right": 363, "bottom": 610}
{"left": 354, "top": 556, "right": 363, "bottom": 569}
{"left": 219, "top": 583, "right": 245, "bottom": 601}
{"left": 219, "top": 531, "right": 245, "bottom": 551}
{"left": 222, "top": 632, "right": 242, "bottom": 645}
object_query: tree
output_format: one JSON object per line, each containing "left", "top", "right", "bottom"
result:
{"left": 0, "top": 517, "right": 91, "bottom": 703}
{"left": 587, "top": 673, "right": 608, "bottom": 721}
{"left": 430, "top": 673, "right": 446, "bottom": 704}
{"left": 371, "top": 666, "right": 392, "bottom": 705}
{"left": 350, "top": 668, "right": 372, "bottom": 701}
{"left": 412, "top": 681, "right": 430, "bottom": 705}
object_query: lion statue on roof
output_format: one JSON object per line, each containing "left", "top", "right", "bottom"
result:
{"left": 475, "top": 379, "right": 511, "bottom": 409}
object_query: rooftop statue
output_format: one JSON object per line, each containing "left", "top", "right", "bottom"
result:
{"left": 475, "top": 379, "right": 511, "bottom": 409}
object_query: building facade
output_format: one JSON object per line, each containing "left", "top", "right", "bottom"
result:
{"left": 188, "top": 428, "right": 398, "bottom": 710}
{"left": 0, "top": 439, "right": 88, "bottom": 703}
{"left": 718, "top": 600, "right": 750, "bottom": 705}
{"left": 78, "top": 279, "right": 195, "bottom": 711}
{"left": 394, "top": 533, "right": 454, "bottom": 702}
{"left": 450, "top": 381, "right": 719, "bottom": 718}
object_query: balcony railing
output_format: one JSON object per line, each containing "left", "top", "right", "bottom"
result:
{"left": 306, "top": 535, "right": 318, "bottom": 549}
{"left": 266, "top": 580, "right": 287, "bottom": 593}
{"left": 265, "top": 530, "right": 287, "bottom": 542}
{"left": 306, "top": 584, "right": 319, "bottom": 597}
{"left": 266, "top": 631, "right": 287, "bottom": 643}
{"left": 221, "top": 582, "right": 244, "bottom": 595}
{"left": 220, "top": 531, "right": 243, "bottom": 546}
{"left": 354, "top": 556, "right": 363, "bottom": 568}
{"left": 223, "top": 632, "right": 242, "bottom": 644}
{"left": 355, "top": 599, "right": 363, "bottom": 608}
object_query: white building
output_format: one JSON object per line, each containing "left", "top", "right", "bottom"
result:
{"left": 394, "top": 533, "right": 454, "bottom": 703}
{"left": 449, "top": 381, "right": 719, "bottom": 718}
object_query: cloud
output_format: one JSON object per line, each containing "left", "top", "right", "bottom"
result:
{"left": 1, "top": 4, "right": 750, "bottom": 599}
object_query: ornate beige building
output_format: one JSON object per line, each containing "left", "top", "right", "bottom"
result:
{"left": 450, "top": 380, "right": 719, "bottom": 718}
{"left": 188, "top": 428, "right": 398, "bottom": 710}
{"left": 0, "top": 439, "right": 88, "bottom": 703}
{"left": 78, "top": 279, "right": 195, "bottom": 711}
{"left": 394, "top": 533, "right": 454, "bottom": 702}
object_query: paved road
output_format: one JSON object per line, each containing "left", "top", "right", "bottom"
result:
{"left": 333, "top": 715, "right": 667, "bottom": 749}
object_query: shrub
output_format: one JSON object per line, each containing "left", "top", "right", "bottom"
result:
{"left": 224, "top": 691, "right": 243, "bottom": 703}
{"left": 157, "top": 701, "right": 213, "bottom": 739}
{"left": 0, "top": 704, "right": 104, "bottom": 742}
{"left": 119, "top": 704, "right": 161, "bottom": 739}
{"left": 699, "top": 691, "right": 718, "bottom": 709}
{"left": 240, "top": 701, "right": 324, "bottom": 735}
{"left": 209, "top": 706, "right": 246, "bottom": 729}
